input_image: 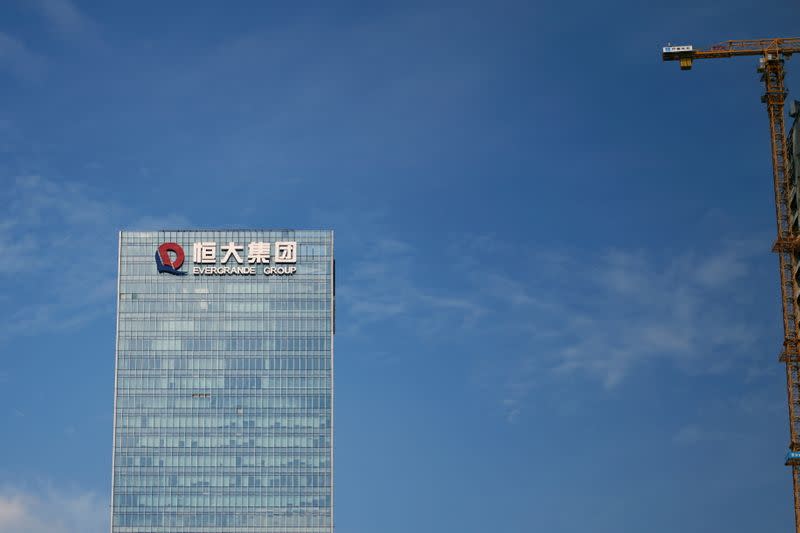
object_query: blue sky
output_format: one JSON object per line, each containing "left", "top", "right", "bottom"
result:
{"left": 0, "top": 1, "right": 799, "bottom": 532}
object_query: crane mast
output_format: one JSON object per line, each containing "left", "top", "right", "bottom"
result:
{"left": 664, "top": 37, "right": 800, "bottom": 531}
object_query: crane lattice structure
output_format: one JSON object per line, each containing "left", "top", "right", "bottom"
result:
{"left": 663, "top": 37, "right": 800, "bottom": 531}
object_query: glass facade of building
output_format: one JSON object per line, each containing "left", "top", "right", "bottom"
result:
{"left": 110, "top": 230, "right": 334, "bottom": 533}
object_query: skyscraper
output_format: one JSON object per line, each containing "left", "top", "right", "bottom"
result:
{"left": 110, "top": 230, "right": 334, "bottom": 532}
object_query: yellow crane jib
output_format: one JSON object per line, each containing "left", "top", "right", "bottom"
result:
{"left": 662, "top": 38, "right": 800, "bottom": 71}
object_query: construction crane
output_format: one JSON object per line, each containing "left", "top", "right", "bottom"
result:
{"left": 663, "top": 37, "right": 800, "bottom": 531}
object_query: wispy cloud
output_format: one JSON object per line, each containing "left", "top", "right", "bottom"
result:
{"left": 490, "top": 238, "right": 769, "bottom": 418}
{"left": 0, "top": 485, "right": 106, "bottom": 533}
{"left": 337, "top": 227, "right": 770, "bottom": 420}
{"left": 0, "top": 175, "right": 190, "bottom": 340}
{"left": 672, "top": 382, "right": 784, "bottom": 447}
{"left": 0, "top": 32, "right": 46, "bottom": 82}
{"left": 338, "top": 235, "right": 488, "bottom": 339}
{"left": 555, "top": 239, "right": 764, "bottom": 382}
{"left": 672, "top": 423, "right": 731, "bottom": 445}
{"left": 31, "top": 0, "right": 103, "bottom": 49}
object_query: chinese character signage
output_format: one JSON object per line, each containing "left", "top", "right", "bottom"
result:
{"left": 156, "top": 241, "right": 298, "bottom": 276}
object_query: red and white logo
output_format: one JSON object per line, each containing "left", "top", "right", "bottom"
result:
{"left": 155, "top": 243, "right": 186, "bottom": 275}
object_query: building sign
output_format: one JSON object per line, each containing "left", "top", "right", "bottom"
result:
{"left": 155, "top": 241, "right": 297, "bottom": 276}
{"left": 155, "top": 243, "right": 186, "bottom": 276}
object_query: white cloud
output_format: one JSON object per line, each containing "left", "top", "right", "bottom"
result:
{"left": 338, "top": 235, "right": 488, "bottom": 339}
{"left": 0, "top": 33, "right": 46, "bottom": 82}
{"left": 127, "top": 214, "right": 192, "bottom": 231}
{"left": 0, "top": 486, "right": 106, "bottom": 533}
{"left": 0, "top": 175, "right": 191, "bottom": 340}
{"left": 672, "top": 424, "right": 730, "bottom": 445}
{"left": 338, "top": 228, "right": 771, "bottom": 420}
{"left": 31, "top": 0, "right": 103, "bottom": 49}
{"left": 559, "top": 241, "right": 763, "bottom": 382}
